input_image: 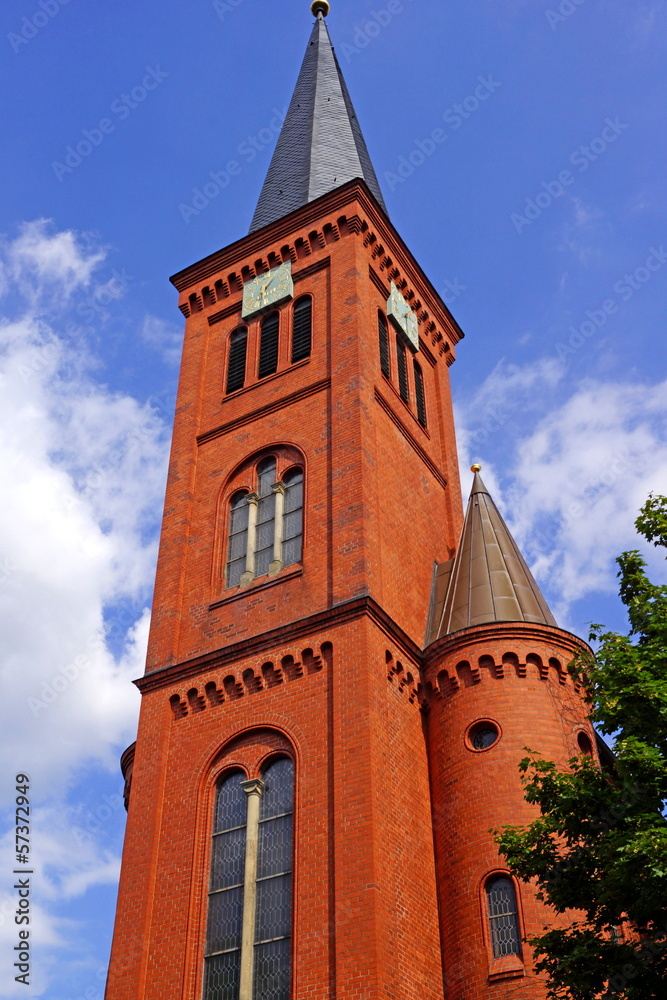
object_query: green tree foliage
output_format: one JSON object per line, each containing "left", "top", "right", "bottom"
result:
{"left": 497, "top": 495, "right": 667, "bottom": 999}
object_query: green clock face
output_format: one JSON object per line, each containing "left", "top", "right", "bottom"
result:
{"left": 242, "top": 262, "right": 294, "bottom": 319}
{"left": 387, "top": 282, "right": 419, "bottom": 351}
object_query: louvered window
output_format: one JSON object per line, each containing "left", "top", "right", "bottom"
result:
{"left": 291, "top": 297, "right": 312, "bottom": 363}
{"left": 396, "top": 336, "right": 409, "bottom": 403}
{"left": 226, "top": 328, "right": 248, "bottom": 394}
{"left": 282, "top": 469, "right": 303, "bottom": 568}
{"left": 258, "top": 313, "right": 279, "bottom": 378}
{"left": 203, "top": 772, "right": 247, "bottom": 1000}
{"left": 378, "top": 313, "right": 390, "bottom": 377}
{"left": 414, "top": 360, "right": 427, "bottom": 427}
{"left": 486, "top": 876, "right": 521, "bottom": 959}
{"left": 254, "top": 459, "right": 277, "bottom": 578}
{"left": 253, "top": 758, "right": 294, "bottom": 1000}
{"left": 226, "top": 492, "right": 249, "bottom": 588}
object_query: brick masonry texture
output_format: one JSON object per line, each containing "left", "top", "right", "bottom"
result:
{"left": 106, "top": 182, "right": 594, "bottom": 1000}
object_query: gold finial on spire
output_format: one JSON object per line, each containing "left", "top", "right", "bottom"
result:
{"left": 470, "top": 464, "right": 482, "bottom": 473}
{"left": 310, "top": 0, "right": 330, "bottom": 17}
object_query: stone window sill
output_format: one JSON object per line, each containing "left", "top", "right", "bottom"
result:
{"left": 487, "top": 956, "right": 525, "bottom": 983}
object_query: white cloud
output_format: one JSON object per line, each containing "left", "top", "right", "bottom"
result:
{"left": 0, "top": 223, "right": 170, "bottom": 997}
{"left": 456, "top": 361, "right": 667, "bottom": 626}
{"left": 140, "top": 313, "right": 183, "bottom": 366}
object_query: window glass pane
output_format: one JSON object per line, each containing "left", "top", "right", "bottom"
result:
{"left": 256, "top": 519, "right": 275, "bottom": 550}
{"left": 291, "top": 297, "right": 312, "bottom": 363}
{"left": 227, "top": 495, "right": 249, "bottom": 589}
{"left": 206, "top": 886, "right": 244, "bottom": 954}
{"left": 257, "top": 814, "right": 292, "bottom": 879}
{"left": 257, "top": 460, "right": 276, "bottom": 497}
{"left": 227, "top": 557, "right": 245, "bottom": 589}
{"left": 282, "top": 510, "right": 302, "bottom": 541}
{"left": 283, "top": 479, "right": 303, "bottom": 513}
{"left": 255, "top": 546, "right": 273, "bottom": 578}
{"left": 204, "top": 951, "right": 241, "bottom": 1000}
{"left": 282, "top": 537, "right": 302, "bottom": 567}
{"left": 210, "top": 828, "right": 246, "bottom": 891}
{"left": 214, "top": 773, "right": 247, "bottom": 833}
{"left": 230, "top": 501, "right": 249, "bottom": 534}
{"left": 260, "top": 759, "right": 294, "bottom": 819}
{"left": 487, "top": 877, "right": 521, "bottom": 958}
{"left": 253, "top": 938, "right": 291, "bottom": 1000}
{"left": 228, "top": 531, "right": 247, "bottom": 562}
{"left": 258, "top": 313, "right": 279, "bottom": 378}
{"left": 255, "top": 874, "right": 292, "bottom": 942}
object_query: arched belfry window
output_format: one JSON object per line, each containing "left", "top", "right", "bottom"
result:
{"left": 225, "top": 459, "right": 304, "bottom": 588}
{"left": 486, "top": 875, "right": 522, "bottom": 959}
{"left": 226, "top": 328, "right": 248, "bottom": 394}
{"left": 413, "top": 360, "right": 427, "bottom": 427}
{"left": 378, "top": 312, "right": 390, "bottom": 377}
{"left": 291, "top": 297, "right": 312, "bottom": 363}
{"left": 258, "top": 313, "right": 280, "bottom": 379}
{"left": 203, "top": 759, "right": 294, "bottom": 1000}
{"left": 396, "top": 335, "right": 409, "bottom": 403}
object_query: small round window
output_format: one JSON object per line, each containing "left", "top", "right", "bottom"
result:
{"left": 468, "top": 720, "right": 500, "bottom": 752}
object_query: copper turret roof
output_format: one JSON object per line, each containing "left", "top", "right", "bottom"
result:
{"left": 427, "top": 469, "right": 557, "bottom": 644}
{"left": 249, "top": 8, "right": 387, "bottom": 233}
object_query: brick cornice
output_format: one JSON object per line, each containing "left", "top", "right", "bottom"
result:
{"left": 135, "top": 595, "right": 423, "bottom": 693}
{"left": 423, "top": 619, "right": 591, "bottom": 668}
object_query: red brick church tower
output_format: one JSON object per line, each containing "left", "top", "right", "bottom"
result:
{"left": 106, "top": 5, "right": 597, "bottom": 999}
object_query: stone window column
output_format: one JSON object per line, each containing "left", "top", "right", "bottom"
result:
{"left": 240, "top": 493, "right": 259, "bottom": 587}
{"left": 239, "top": 778, "right": 264, "bottom": 1000}
{"left": 269, "top": 482, "right": 285, "bottom": 577}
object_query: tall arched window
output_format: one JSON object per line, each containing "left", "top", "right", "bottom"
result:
{"left": 291, "top": 297, "right": 312, "bottom": 363}
{"left": 203, "top": 772, "right": 247, "bottom": 1000}
{"left": 203, "top": 760, "right": 294, "bottom": 1000}
{"left": 486, "top": 876, "right": 521, "bottom": 959}
{"left": 378, "top": 312, "right": 390, "bottom": 377}
{"left": 226, "top": 328, "right": 248, "bottom": 394}
{"left": 413, "top": 360, "right": 427, "bottom": 427}
{"left": 396, "top": 335, "right": 409, "bottom": 403}
{"left": 258, "top": 313, "right": 280, "bottom": 379}
{"left": 281, "top": 469, "right": 303, "bottom": 567}
{"left": 225, "top": 461, "right": 304, "bottom": 588}
{"left": 254, "top": 757, "right": 294, "bottom": 1000}
{"left": 254, "top": 459, "right": 277, "bottom": 578}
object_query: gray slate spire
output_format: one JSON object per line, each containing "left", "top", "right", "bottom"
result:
{"left": 428, "top": 468, "right": 557, "bottom": 642}
{"left": 249, "top": 12, "right": 387, "bottom": 233}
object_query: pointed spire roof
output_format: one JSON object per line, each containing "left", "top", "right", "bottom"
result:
{"left": 430, "top": 467, "right": 557, "bottom": 640}
{"left": 249, "top": 5, "right": 387, "bottom": 234}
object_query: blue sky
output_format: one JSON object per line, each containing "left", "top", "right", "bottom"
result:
{"left": 0, "top": 1, "right": 666, "bottom": 997}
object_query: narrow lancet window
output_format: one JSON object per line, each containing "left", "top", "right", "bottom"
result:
{"left": 378, "top": 313, "right": 390, "bottom": 377}
{"left": 291, "top": 297, "right": 312, "bottom": 363}
{"left": 486, "top": 876, "right": 522, "bottom": 959}
{"left": 227, "top": 492, "right": 249, "bottom": 588}
{"left": 254, "top": 459, "right": 277, "bottom": 577}
{"left": 396, "top": 336, "right": 409, "bottom": 403}
{"left": 253, "top": 758, "right": 294, "bottom": 1000}
{"left": 281, "top": 469, "right": 303, "bottom": 568}
{"left": 414, "top": 360, "right": 427, "bottom": 427}
{"left": 226, "top": 328, "right": 248, "bottom": 394}
{"left": 203, "top": 772, "right": 247, "bottom": 1000}
{"left": 258, "top": 313, "right": 280, "bottom": 378}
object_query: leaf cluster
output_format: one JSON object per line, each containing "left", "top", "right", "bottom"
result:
{"left": 497, "top": 495, "right": 667, "bottom": 999}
